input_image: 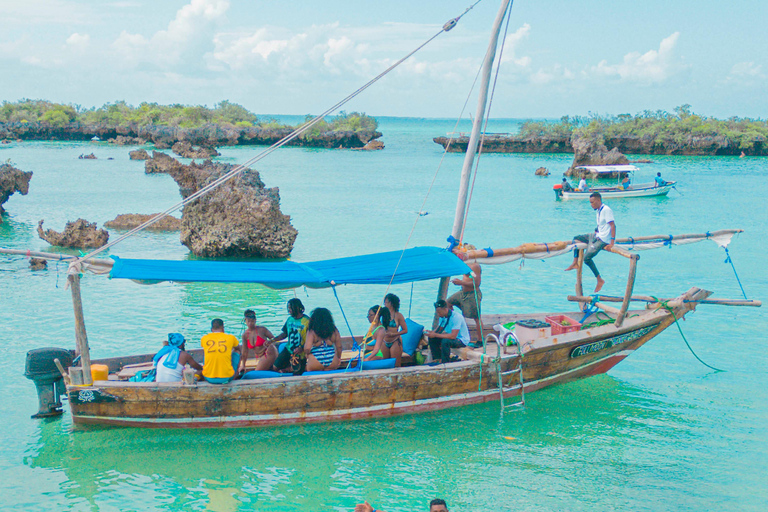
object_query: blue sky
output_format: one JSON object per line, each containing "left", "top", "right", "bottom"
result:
{"left": 1, "top": 0, "right": 766, "bottom": 119}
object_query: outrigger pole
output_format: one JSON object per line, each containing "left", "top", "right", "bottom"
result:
{"left": 437, "top": 0, "right": 513, "bottom": 305}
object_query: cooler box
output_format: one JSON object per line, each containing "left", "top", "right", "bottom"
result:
{"left": 545, "top": 315, "right": 582, "bottom": 335}
{"left": 515, "top": 319, "right": 551, "bottom": 343}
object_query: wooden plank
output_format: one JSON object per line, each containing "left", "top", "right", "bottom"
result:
{"left": 68, "top": 273, "right": 92, "bottom": 385}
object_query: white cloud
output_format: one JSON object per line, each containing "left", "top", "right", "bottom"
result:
{"left": 66, "top": 33, "right": 90, "bottom": 48}
{"left": 112, "top": 0, "right": 229, "bottom": 69}
{"left": 730, "top": 61, "right": 763, "bottom": 78}
{"left": 591, "top": 32, "right": 683, "bottom": 83}
{"left": 500, "top": 23, "right": 532, "bottom": 68}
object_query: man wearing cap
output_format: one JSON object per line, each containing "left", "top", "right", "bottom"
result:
{"left": 424, "top": 300, "right": 471, "bottom": 364}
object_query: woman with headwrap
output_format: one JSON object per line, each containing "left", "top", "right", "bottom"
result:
{"left": 154, "top": 333, "right": 203, "bottom": 382}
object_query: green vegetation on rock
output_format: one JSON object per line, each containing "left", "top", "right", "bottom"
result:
{"left": 519, "top": 105, "right": 768, "bottom": 152}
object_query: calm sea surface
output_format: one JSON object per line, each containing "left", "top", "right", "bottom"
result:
{"left": 1, "top": 117, "right": 766, "bottom": 511}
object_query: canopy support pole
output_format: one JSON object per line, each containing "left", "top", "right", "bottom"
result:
{"left": 68, "top": 273, "right": 92, "bottom": 385}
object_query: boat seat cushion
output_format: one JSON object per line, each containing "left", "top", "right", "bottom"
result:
{"left": 304, "top": 367, "right": 361, "bottom": 376}
{"left": 359, "top": 358, "right": 396, "bottom": 370}
{"left": 401, "top": 318, "right": 424, "bottom": 356}
{"left": 241, "top": 370, "right": 287, "bottom": 380}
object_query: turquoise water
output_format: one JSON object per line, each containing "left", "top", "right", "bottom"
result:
{"left": 1, "top": 117, "right": 766, "bottom": 511}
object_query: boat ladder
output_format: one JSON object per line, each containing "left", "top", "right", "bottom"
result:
{"left": 486, "top": 333, "right": 525, "bottom": 412}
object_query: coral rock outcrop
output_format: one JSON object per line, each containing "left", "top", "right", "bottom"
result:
{"left": 0, "top": 163, "right": 33, "bottom": 224}
{"left": 146, "top": 154, "right": 297, "bottom": 258}
{"left": 37, "top": 219, "right": 109, "bottom": 248}
{"left": 172, "top": 141, "right": 220, "bottom": 159}
{"left": 105, "top": 214, "right": 181, "bottom": 231}
{"left": 535, "top": 167, "right": 550, "bottom": 176}
{"left": 129, "top": 149, "right": 150, "bottom": 160}
{"left": 566, "top": 133, "right": 629, "bottom": 178}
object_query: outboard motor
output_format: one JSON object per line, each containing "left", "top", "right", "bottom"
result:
{"left": 24, "top": 347, "right": 74, "bottom": 418}
{"left": 553, "top": 183, "right": 563, "bottom": 200}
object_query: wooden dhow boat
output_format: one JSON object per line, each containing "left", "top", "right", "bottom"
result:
{"left": 9, "top": 0, "right": 760, "bottom": 428}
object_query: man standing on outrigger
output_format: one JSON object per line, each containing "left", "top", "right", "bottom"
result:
{"left": 565, "top": 191, "right": 616, "bottom": 293}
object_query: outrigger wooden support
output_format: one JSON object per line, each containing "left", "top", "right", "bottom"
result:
{"left": 568, "top": 295, "right": 761, "bottom": 307}
{"left": 575, "top": 249, "right": 584, "bottom": 297}
{"left": 615, "top": 255, "right": 638, "bottom": 327}
{"left": 68, "top": 273, "right": 93, "bottom": 386}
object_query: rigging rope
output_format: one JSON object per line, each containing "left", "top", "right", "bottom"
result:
{"left": 655, "top": 297, "right": 725, "bottom": 372}
{"left": 72, "top": 1, "right": 485, "bottom": 269}
{"left": 723, "top": 247, "right": 748, "bottom": 299}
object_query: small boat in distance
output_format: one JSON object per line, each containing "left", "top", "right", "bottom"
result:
{"left": 555, "top": 165, "right": 676, "bottom": 200}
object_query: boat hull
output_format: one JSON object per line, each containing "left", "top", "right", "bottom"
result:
{"left": 67, "top": 307, "right": 683, "bottom": 429}
{"left": 559, "top": 183, "right": 675, "bottom": 200}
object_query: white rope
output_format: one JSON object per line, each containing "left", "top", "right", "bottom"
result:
{"left": 72, "top": 1, "right": 485, "bottom": 270}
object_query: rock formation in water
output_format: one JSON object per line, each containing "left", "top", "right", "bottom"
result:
{"left": 0, "top": 164, "right": 33, "bottom": 224}
{"left": 145, "top": 153, "right": 297, "bottom": 258}
{"left": 565, "top": 133, "right": 629, "bottom": 178}
{"left": 37, "top": 219, "right": 109, "bottom": 248}
{"left": 359, "top": 140, "right": 384, "bottom": 150}
{"left": 171, "top": 141, "right": 220, "bottom": 159}
{"left": 105, "top": 213, "right": 181, "bottom": 231}
{"left": 79, "top": 153, "right": 97, "bottom": 160}
{"left": 535, "top": 167, "right": 550, "bottom": 176}
{"left": 129, "top": 149, "right": 150, "bottom": 160}
{"left": 30, "top": 258, "right": 47, "bottom": 270}
{"left": 108, "top": 135, "right": 146, "bottom": 145}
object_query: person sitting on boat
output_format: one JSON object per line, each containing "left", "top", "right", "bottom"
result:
{"left": 654, "top": 172, "right": 667, "bottom": 187}
{"left": 424, "top": 299, "right": 470, "bottom": 364}
{"left": 271, "top": 298, "right": 310, "bottom": 374}
{"left": 577, "top": 177, "right": 588, "bottom": 192}
{"left": 201, "top": 318, "right": 242, "bottom": 384}
{"left": 304, "top": 307, "right": 342, "bottom": 371}
{"left": 364, "top": 305, "right": 391, "bottom": 361}
{"left": 620, "top": 175, "right": 631, "bottom": 190}
{"left": 561, "top": 177, "right": 573, "bottom": 192}
{"left": 383, "top": 293, "right": 407, "bottom": 367}
{"left": 564, "top": 192, "right": 615, "bottom": 293}
{"left": 447, "top": 260, "right": 483, "bottom": 346}
{"left": 154, "top": 333, "right": 202, "bottom": 383}
{"left": 239, "top": 310, "right": 278, "bottom": 373}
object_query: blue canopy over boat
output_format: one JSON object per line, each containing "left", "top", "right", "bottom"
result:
{"left": 109, "top": 246, "right": 470, "bottom": 289}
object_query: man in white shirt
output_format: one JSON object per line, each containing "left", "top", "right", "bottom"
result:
{"left": 577, "top": 177, "right": 588, "bottom": 191}
{"left": 565, "top": 192, "right": 615, "bottom": 292}
{"left": 424, "top": 300, "right": 470, "bottom": 364}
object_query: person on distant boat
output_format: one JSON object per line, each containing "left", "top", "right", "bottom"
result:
{"left": 364, "top": 305, "right": 391, "bottom": 361}
{"left": 654, "top": 172, "right": 667, "bottom": 187}
{"left": 561, "top": 177, "right": 573, "bottom": 192}
{"left": 354, "top": 497, "right": 449, "bottom": 512}
{"left": 239, "top": 310, "right": 278, "bottom": 373}
{"left": 620, "top": 175, "right": 631, "bottom": 190}
{"left": 154, "top": 333, "right": 202, "bottom": 383}
{"left": 383, "top": 293, "right": 407, "bottom": 367}
{"left": 424, "top": 299, "right": 470, "bottom": 364}
{"left": 564, "top": 192, "right": 615, "bottom": 293}
{"left": 271, "top": 298, "right": 310, "bottom": 374}
{"left": 304, "top": 307, "right": 342, "bottom": 371}
{"left": 201, "top": 318, "right": 242, "bottom": 384}
{"left": 577, "top": 177, "right": 588, "bottom": 192}
{"left": 447, "top": 260, "right": 483, "bottom": 347}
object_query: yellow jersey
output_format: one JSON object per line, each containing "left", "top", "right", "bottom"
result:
{"left": 201, "top": 332, "right": 239, "bottom": 379}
